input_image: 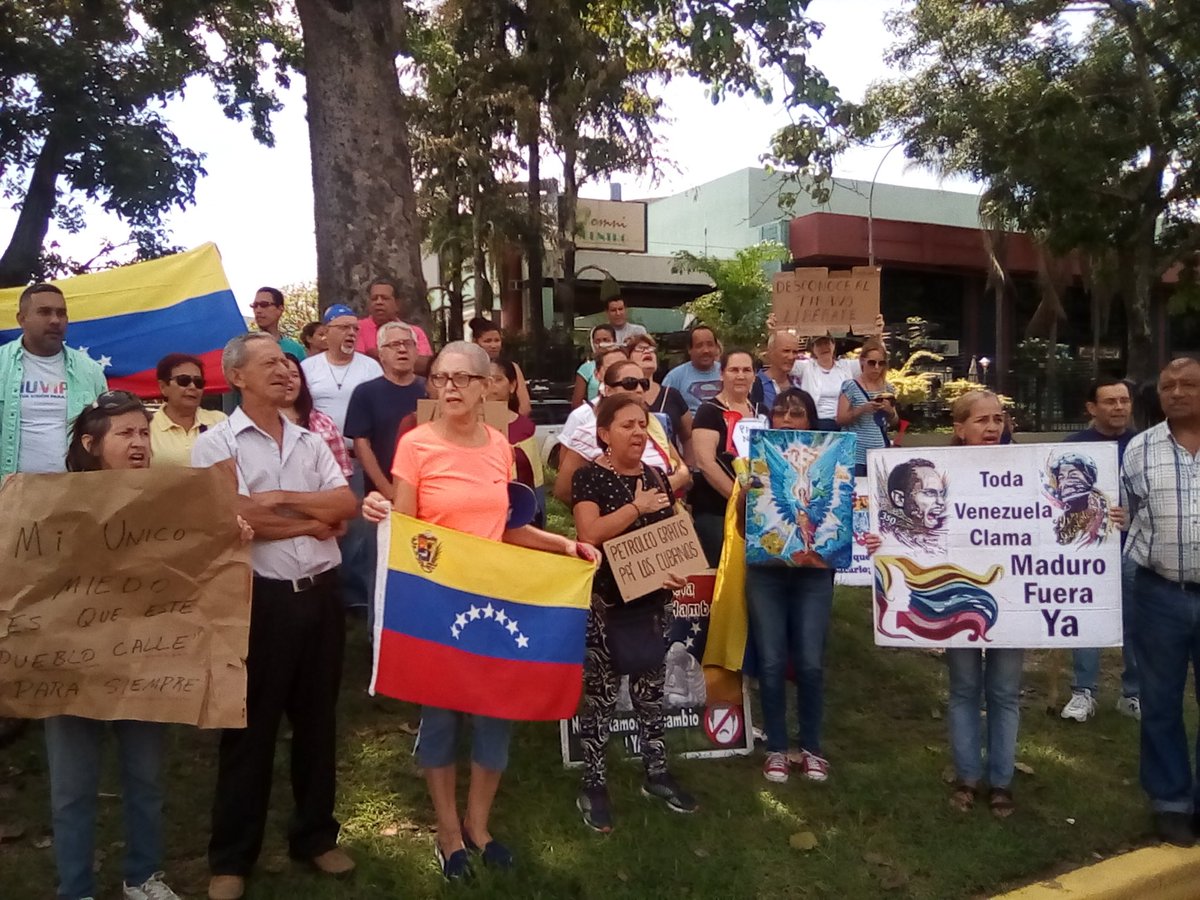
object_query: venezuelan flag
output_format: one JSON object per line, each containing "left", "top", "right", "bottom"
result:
{"left": 0, "top": 243, "right": 246, "bottom": 397}
{"left": 371, "top": 514, "right": 596, "bottom": 721}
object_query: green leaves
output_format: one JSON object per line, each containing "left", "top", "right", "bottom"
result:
{"left": 673, "top": 241, "right": 789, "bottom": 350}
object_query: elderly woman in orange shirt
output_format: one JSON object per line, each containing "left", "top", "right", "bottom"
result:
{"left": 363, "top": 341, "right": 596, "bottom": 881}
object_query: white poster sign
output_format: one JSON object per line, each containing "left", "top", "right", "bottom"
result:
{"left": 835, "top": 478, "right": 872, "bottom": 586}
{"left": 868, "top": 445, "right": 1122, "bottom": 649}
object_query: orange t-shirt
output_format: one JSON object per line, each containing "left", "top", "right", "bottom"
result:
{"left": 391, "top": 422, "right": 513, "bottom": 541}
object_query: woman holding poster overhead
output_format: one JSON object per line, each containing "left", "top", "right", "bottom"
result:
{"left": 362, "top": 342, "right": 597, "bottom": 881}
{"left": 835, "top": 338, "right": 897, "bottom": 476}
{"left": 571, "top": 394, "right": 699, "bottom": 833}
{"left": 691, "top": 349, "right": 768, "bottom": 566}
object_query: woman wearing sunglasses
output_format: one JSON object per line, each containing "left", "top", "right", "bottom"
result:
{"left": 835, "top": 338, "right": 897, "bottom": 477}
{"left": 149, "top": 353, "right": 227, "bottom": 467}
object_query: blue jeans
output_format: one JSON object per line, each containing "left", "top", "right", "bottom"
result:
{"left": 946, "top": 648, "right": 1024, "bottom": 788}
{"left": 1131, "top": 566, "right": 1200, "bottom": 813}
{"left": 416, "top": 706, "right": 512, "bottom": 772}
{"left": 338, "top": 463, "right": 370, "bottom": 610}
{"left": 1072, "top": 557, "right": 1140, "bottom": 697}
{"left": 745, "top": 566, "right": 834, "bottom": 754}
{"left": 44, "top": 716, "right": 166, "bottom": 900}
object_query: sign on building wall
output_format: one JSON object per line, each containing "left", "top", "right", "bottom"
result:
{"left": 574, "top": 199, "right": 648, "bottom": 254}
{"left": 772, "top": 266, "right": 880, "bottom": 335}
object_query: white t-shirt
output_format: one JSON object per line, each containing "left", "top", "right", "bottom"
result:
{"left": 793, "top": 357, "right": 862, "bottom": 420}
{"left": 557, "top": 401, "right": 673, "bottom": 470}
{"left": 612, "top": 322, "right": 647, "bottom": 346}
{"left": 300, "top": 352, "right": 383, "bottom": 440}
{"left": 18, "top": 350, "right": 68, "bottom": 473}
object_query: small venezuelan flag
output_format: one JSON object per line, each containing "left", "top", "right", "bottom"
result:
{"left": 371, "top": 514, "right": 596, "bottom": 721}
{"left": 0, "top": 243, "right": 247, "bottom": 397}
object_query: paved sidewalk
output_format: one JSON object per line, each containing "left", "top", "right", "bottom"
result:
{"left": 994, "top": 844, "right": 1200, "bottom": 899}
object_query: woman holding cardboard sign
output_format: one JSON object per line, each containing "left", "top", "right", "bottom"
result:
{"left": 571, "top": 394, "right": 699, "bottom": 833}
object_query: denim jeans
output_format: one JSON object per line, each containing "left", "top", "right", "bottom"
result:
{"left": 338, "top": 463, "right": 370, "bottom": 610}
{"left": 1072, "top": 557, "right": 1140, "bottom": 697}
{"left": 745, "top": 566, "right": 834, "bottom": 754}
{"left": 946, "top": 648, "right": 1024, "bottom": 788}
{"left": 44, "top": 716, "right": 166, "bottom": 900}
{"left": 415, "top": 706, "right": 512, "bottom": 771}
{"left": 1131, "top": 566, "right": 1200, "bottom": 813}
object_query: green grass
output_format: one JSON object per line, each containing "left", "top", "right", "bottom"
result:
{"left": 0, "top": 491, "right": 1166, "bottom": 897}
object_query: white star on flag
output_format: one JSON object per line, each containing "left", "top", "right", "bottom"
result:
{"left": 685, "top": 636, "right": 695, "bottom": 649}
{"left": 467, "top": 605, "right": 481, "bottom": 621}
{"left": 97, "top": 355, "right": 112, "bottom": 369}
{"left": 494, "top": 609, "right": 508, "bottom": 625}
{"left": 482, "top": 603, "right": 495, "bottom": 619}
{"left": 451, "top": 625, "right": 461, "bottom": 639}
{"left": 515, "top": 634, "right": 529, "bottom": 649}
{"left": 690, "top": 623, "right": 702, "bottom": 635}
{"left": 506, "top": 620, "right": 519, "bottom": 635}
{"left": 77, "top": 346, "right": 89, "bottom": 356}
{"left": 454, "top": 613, "right": 468, "bottom": 628}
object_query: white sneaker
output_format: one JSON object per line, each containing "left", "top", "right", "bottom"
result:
{"left": 1060, "top": 689, "right": 1097, "bottom": 722}
{"left": 1116, "top": 695, "right": 1142, "bottom": 721}
{"left": 123, "top": 872, "right": 181, "bottom": 900}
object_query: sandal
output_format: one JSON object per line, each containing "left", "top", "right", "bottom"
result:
{"left": 949, "top": 781, "right": 977, "bottom": 813}
{"left": 989, "top": 787, "right": 1015, "bottom": 819}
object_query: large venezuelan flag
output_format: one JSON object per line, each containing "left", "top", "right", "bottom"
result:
{"left": 372, "top": 514, "right": 595, "bottom": 721}
{"left": 0, "top": 243, "right": 246, "bottom": 396}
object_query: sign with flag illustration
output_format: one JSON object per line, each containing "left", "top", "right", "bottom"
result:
{"left": 0, "top": 243, "right": 247, "bottom": 397}
{"left": 371, "top": 514, "right": 596, "bottom": 721}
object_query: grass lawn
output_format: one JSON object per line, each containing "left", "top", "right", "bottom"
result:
{"left": 0, "top": 495, "right": 1166, "bottom": 898}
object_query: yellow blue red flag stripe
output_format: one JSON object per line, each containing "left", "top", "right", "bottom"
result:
{"left": 0, "top": 244, "right": 246, "bottom": 396}
{"left": 371, "top": 514, "right": 595, "bottom": 721}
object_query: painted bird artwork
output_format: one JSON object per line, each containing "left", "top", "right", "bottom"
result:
{"left": 745, "top": 431, "right": 857, "bottom": 569}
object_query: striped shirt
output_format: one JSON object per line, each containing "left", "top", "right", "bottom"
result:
{"left": 1121, "top": 421, "right": 1200, "bottom": 584}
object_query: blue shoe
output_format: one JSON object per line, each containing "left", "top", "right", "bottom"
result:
{"left": 435, "top": 844, "right": 474, "bottom": 881}
{"left": 462, "top": 827, "right": 514, "bottom": 869}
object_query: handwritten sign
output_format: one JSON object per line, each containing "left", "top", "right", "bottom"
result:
{"left": 0, "top": 466, "right": 251, "bottom": 727}
{"left": 416, "top": 399, "right": 510, "bottom": 432}
{"left": 772, "top": 266, "right": 880, "bottom": 335}
{"left": 602, "top": 514, "right": 708, "bottom": 603}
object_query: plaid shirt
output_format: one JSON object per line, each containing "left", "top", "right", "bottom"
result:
{"left": 307, "top": 408, "right": 353, "bottom": 478}
{"left": 1121, "top": 421, "right": 1200, "bottom": 584}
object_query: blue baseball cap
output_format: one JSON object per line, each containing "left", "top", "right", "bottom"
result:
{"left": 322, "top": 304, "right": 356, "bottom": 324}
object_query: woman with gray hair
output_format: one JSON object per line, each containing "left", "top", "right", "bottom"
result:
{"left": 363, "top": 341, "right": 598, "bottom": 880}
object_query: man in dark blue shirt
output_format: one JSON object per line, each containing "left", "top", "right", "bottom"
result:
{"left": 1059, "top": 377, "right": 1139, "bottom": 724}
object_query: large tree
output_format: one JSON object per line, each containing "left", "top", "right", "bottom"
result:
{"left": 858, "top": 0, "right": 1200, "bottom": 381}
{"left": 0, "top": 1, "right": 292, "bottom": 286}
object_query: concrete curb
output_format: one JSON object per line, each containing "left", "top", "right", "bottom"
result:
{"left": 993, "top": 844, "right": 1200, "bottom": 899}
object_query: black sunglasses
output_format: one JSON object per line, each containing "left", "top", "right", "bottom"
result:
{"left": 605, "top": 376, "right": 650, "bottom": 392}
{"left": 91, "top": 390, "right": 141, "bottom": 411}
{"left": 249, "top": 300, "right": 280, "bottom": 309}
{"left": 167, "top": 374, "right": 205, "bottom": 389}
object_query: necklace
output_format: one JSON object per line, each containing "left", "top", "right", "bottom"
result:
{"left": 325, "top": 355, "right": 350, "bottom": 390}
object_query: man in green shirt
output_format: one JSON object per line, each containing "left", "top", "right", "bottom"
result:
{"left": 251, "top": 286, "right": 306, "bottom": 360}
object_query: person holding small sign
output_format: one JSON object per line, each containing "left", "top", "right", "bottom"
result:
{"left": 835, "top": 338, "right": 897, "bottom": 477}
{"left": 571, "top": 394, "right": 699, "bottom": 832}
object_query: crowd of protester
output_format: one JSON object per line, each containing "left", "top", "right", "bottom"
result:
{"left": 2, "top": 278, "right": 1199, "bottom": 899}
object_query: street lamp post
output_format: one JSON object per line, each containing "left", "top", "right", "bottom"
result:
{"left": 868, "top": 141, "right": 905, "bottom": 268}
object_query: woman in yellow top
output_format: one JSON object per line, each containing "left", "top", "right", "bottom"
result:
{"left": 148, "top": 353, "right": 227, "bottom": 467}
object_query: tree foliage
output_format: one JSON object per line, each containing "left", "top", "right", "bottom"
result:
{"left": 858, "top": 0, "right": 1200, "bottom": 380}
{"left": 672, "top": 241, "right": 789, "bottom": 350}
{"left": 0, "top": 1, "right": 296, "bottom": 286}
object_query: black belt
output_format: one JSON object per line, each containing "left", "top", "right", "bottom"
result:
{"left": 253, "top": 568, "right": 338, "bottom": 593}
{"left": 1139, "top": 566, "right": 1200, "bottom": 593}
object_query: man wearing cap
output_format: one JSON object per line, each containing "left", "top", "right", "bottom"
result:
{"left": 601, "top": 278, "right": 646, "bottom": 347}
{"left": 301, "top": 306, "right": 382, "bottom": 611}
{"left": 355, "top": 277, "right": 433, "bottom": 373}
{"left": 251, "top": 286, "right": 306, "bottom": 360}
{"left": 0, "top": 282, "right": 107, "bottom": 478}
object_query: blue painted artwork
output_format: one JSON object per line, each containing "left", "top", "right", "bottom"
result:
{"left": 745, "top": 430, "right": 857, "bottom": 569}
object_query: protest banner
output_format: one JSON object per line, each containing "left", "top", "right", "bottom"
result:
{"left": 601, "top": 512, "right": 708, "bottom": 603}
{"left": 745, "top": 430, "right": 857, "bottom": 569}
{"left": 0, "top": 466, "right": 251, "bottom": 727}
{"left": 835, "top": 477, "right": 872, "bottom": 586}
{"left": 771, "top": 266, "right": 880, "bottom": 335}
{"left": 868, "top": 444, "right": 1122, "bottom": 648}
{"left": 560, "top": 572, "right": 755, "bottom": 765}
{"left": 416, "top": 398, "right": 510, "bottom": 431}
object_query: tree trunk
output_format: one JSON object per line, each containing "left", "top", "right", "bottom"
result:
{"left": 1123, "top": 234, "right": 1157, "bottom": 383}
{"left": 525, "top": 132, "right": 547, "bottom": 365}
{"left": 558, "top": 138, "right": 579, "bottom": 334}
{"left": 0, "top": 131, "right": 66, "bottom": 287}
{"left": 294, "top": 0, "right": 427, "bottom": 321}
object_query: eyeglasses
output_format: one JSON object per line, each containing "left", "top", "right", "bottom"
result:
{"left": 380, "top": 340, "right": 416, "bottom": 351}
{"left": 249, "top": 301, "right": 280, "bottom": 310}
{"left": 326, "top": 322, "right": 358, "bottom": 331}
{"left": 168, "top": 374, "right": 205, "bottom": 389}
{"left": 91, "top": 390, "right": 140, "bottom": 411}
{"left": 863, "top": 359, "right": 888, "bottom": 368}
{"left": 429, "top": 372, "right": 487, "bottom": 388}
{"left": 605, "top": 376, "right": 650, "bottom": 392}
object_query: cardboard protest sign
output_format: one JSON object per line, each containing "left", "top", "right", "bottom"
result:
{"left": 835, "top": 477, "right": 872, "bottom": 586}
{"left": 416, "top": 398, "right": 509, "bottom": 432}
{"left": 771, "top": 266, "right": 880, "bottom": 335}
{"left": 602, "top": 513, "right": 708, "bottom": 603}
{"left": 0, "top": 466, "right": 251, "bottom": 727}
{"left": 869, "top": 445, "right": 1122, "bottom": 649}
{"left": 560, "top": 572, "right": 755, "bottom": 765}
{"left": 745, "top": 430, "right": 857, "bottom": 568}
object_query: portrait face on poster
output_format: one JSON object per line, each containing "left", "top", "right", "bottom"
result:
{"left": 868, "top": 444, "right": 1122, "bottom": 649}
{"left": 745, "top": 430, "right": 856, "bottom": 569}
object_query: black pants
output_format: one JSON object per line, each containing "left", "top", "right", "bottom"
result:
{"left": 209, "top": 572, "right": 345, "bottom": 875}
